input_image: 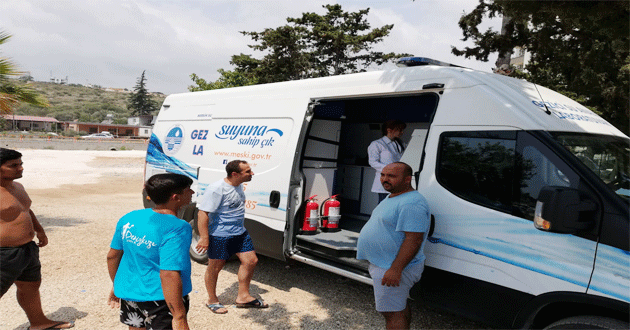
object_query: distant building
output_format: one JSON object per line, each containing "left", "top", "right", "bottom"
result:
{"left": 50, "top": 76, "right": 68, "bottom": 84}
{"left": 62, "top": 121, "right": 144, "bottom": 137}
{"left": 127, "top": 115, "right": 154, "bottom": 126}
{"left": 127, "top": 115, "right": 154, "bottom": 137}
{"left": 494, "top": 16, "right": 531, "bottom": 75}
{"left": 510, "top": 46, "right": 531, "bottom": 71}
{"left": 101, "top": 114, "right": 115, "bottom": 125}
{"left": 1, "top": 114, "right": 60, "bottom": 131}
{"left": 104, "top": 87, "right": 131, "bottom": 93}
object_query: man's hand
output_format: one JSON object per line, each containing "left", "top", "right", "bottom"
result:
{"left": 382, "top": 267, "right": 402, "bottom": 287}
{"left": 35, "top": 231, "right": 48, "bottom": 247}
{"left": 195, "top": 236, "right": 209, "bottom": 254}
{"left": 108, "top": 288, "right": 120, "bottom": 309}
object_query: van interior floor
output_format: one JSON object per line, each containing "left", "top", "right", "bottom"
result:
{"left": 296, "top": 217, "right": 369, "bottom": 271}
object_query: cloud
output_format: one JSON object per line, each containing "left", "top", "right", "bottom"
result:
{"left": 1, "top": 0, "right": 502, "bottom": 94}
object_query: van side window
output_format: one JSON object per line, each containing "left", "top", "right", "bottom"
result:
{"left": 437, "top": 131, "right": 579, "bottom": 219}
{"left": 514, "top": 133, "right": 578, "bottom": 219}
{"left": 437, "top": 131, "right": 517, "bottom": 214}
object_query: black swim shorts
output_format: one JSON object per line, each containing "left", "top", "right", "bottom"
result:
{"left": 0, "top": 241, "right": 42, "bottom": 296}
{"left": 120, "top": 295, "right": 190, "bottom": 330}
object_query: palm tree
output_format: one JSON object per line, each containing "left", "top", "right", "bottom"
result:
{"left": 0, "top": 30, "right": 48, "bottom": 114}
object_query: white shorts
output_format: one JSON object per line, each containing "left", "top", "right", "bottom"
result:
{"left": 368, "top": 262, "right": 424, "bottom": 312}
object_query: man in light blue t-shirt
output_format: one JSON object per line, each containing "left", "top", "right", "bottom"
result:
{"left": 195, "top": 160, "right": 268, "bottom": 314}
{"left": 107, "top": 173, "right": 194, "bottom": 330}
{"left": 357, "top": 162, "right": 430, "bottom": 330}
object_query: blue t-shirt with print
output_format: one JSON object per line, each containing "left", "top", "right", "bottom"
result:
{"left": 356, "top": 191, "right": 430, "bottom": 270}
{"left": 110, "top": 208, "right": 192, "bottom": 302}
{"left": 197, "top": 179, "right": 246, "bottom": 237}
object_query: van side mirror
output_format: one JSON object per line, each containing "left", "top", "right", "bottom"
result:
{"left": 534, "top": 186, "right": 597, "bottom": 234}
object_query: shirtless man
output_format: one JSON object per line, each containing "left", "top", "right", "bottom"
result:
{"left": 0, "top": 148, "right": 74, "bottom": 330}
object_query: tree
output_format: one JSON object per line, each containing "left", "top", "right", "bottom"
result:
{"left": 127, "top": 70, "right": 158, "bottom": 116}
{"left": 188, "top": 69, "right": 258, "bottom": 92}
{"left": 451, "top": 1, "right": 630, "bottom": 133}
{"left": 0, "top": 30, "right": 48, "bottom": 114}
{"left": 284, "top": 4, "right": 405, "bottom": 77}
{"left": 190, "top": 4, "right": 408, "bottom": 89}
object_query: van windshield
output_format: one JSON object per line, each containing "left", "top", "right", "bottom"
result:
{"left": 551, "top": 132, "right": 630, "bottom": 200}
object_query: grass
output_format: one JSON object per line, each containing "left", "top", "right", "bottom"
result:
{"left": 13, "top": 81, "right": 166, "bottom": 123}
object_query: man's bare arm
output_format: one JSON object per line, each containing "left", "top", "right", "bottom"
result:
{"left": 106, "top": 248, "right": 123, "bottom": 308}
{"left": 160, "top": 270, "right": 189, "bottom": 330}
{"left": 382, "top": 232, "right": 424, "bottom": 287}
{"left": 29, "top": 210, "right": 48, "bottom": 247}
{"left": 195, "top": 210, "right": 211, "bottom": 253}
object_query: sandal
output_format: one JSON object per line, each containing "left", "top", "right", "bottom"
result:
{"left": 206, "top": 303, "right": 228, "bottom": 314}
{"left": 236, "top": 298, "right": 268, "bottom": 309}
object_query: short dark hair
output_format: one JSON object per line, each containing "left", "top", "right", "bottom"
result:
{"left": 0, "top": 148, "right": 22, "bottom": 166}
{"left": 381, "top": 120, "right": 406, "bottom": 136}
{"left": 226, "top": 160, "right": 247, "bottom": 177}
{"left": 144, "top": 173, "right": 193, "bottom": 205}
{"left": 393, "top": 162, "right": 413, "bottom": 177}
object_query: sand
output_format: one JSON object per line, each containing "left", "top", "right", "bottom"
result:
{"left": 0, "top": 149, "right": 484, "bottom": 330}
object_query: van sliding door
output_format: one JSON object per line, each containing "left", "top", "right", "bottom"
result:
{"left": 290, "top": 93, "right": 439, "bottom": 271}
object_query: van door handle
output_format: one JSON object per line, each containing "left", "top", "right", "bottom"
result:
{"left": 428, "top": 214, "right": 435, "bottom": 237}
{"left": 269, "top": 190, "right": 280, "bottom": 209}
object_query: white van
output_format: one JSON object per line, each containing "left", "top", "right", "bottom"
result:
{"left": 144, "top": 58, "right": 629, "bottom": 329}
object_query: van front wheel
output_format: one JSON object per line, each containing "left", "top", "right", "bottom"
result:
{"left": 189, "top": 219, "right": 209, "bottom": 265}
{"left": 544, "top": 316, "right": 628, "bottom": 330}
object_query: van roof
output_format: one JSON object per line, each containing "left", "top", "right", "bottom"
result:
{"left": 163, "top": 66, "right": 626, "bottom": 138}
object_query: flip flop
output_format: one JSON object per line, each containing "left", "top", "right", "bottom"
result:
{"left": 236, "top": 298, "right": 268, "bottom": 309}
{"left": 30, "top": 321, "right": 75, "bottom": 330}
{"left": 206, "top": 303, "right": 228, "bottom": 314}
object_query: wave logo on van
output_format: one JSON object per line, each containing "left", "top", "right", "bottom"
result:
{"left": 146, "top": 133, "right": 198, "bottom": 179}
{"left": 215, "top": 125, "right": 283, "bottom": 149}
{"left": 164, "top": 125, "right": 184, "bottom": 155}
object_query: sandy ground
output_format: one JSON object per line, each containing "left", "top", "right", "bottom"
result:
{"left": 0, "top": 149, "right": 485, "bottom": 330}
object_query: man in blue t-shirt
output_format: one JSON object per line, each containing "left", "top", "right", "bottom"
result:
{"left": 357, "top": 162, "right": 430, "bottom": 330}
{"left": 107, "top": 173, "right": 194, "bottom": 330}
{"left": 195, "top": 160, "right": 268, "bottom": 314}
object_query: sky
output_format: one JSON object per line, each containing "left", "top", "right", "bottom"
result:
{"left": 1, "top": 0, "right": 502, "bottom": 95}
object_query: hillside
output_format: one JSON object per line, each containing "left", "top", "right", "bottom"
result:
{"left": 13, "top": 81, "right": 167, "bottom": 125}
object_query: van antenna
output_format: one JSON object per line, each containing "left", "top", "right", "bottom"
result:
{"left": 533, "top": 83, "right": 552, "bottom": 115}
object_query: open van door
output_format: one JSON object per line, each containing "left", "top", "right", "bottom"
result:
{"left": 285, "top": 92, "right": 440, "bottom": 283}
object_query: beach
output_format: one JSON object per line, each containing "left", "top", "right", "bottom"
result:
{"left": 0, "top": 148, "right": 484, "bottom": 330}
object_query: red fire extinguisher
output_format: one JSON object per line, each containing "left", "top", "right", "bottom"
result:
{"left": 301, "top": 195, "right": 319, "bottom": 235}
{"left": 321, "top": 195, "right": 341, "bottom": 232}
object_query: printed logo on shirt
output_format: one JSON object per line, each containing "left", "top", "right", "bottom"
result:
{"left": 122, "top": 222, "right": 158, "bottom": 249}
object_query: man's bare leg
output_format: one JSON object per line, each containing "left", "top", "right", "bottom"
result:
{"left": 15, "top": 280, "right": 73, "bottom": 330}
{"left": 381, "top": 304, "right": 411, "bottom": 330}
{"left": 234, "top": 251, "right": 262, "bottom": 305}
{"left": 204, "top": 259, "right": 227, "bottom": 313}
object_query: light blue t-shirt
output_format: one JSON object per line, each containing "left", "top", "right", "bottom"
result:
{"left": 110, "top": 208, "right": 192, "bottom": 302}
{"left": 197, "top": 179, "right": 246, "bottom": 237}
{"left": 356, "top": 191, "right": 430, "bottom": 270}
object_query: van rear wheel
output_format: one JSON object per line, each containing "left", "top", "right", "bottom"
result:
{"left": 189, "top": 219, "right": 209, "bottom": 265}
{"left": 544, "top": 316, "right": 628, "bottom": 330}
